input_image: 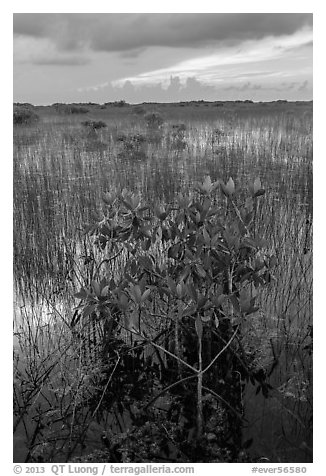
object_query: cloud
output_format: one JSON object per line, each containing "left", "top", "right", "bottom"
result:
{"left": 77, "top": 82, "right": 110, "bottom": 93}
{"left": 298, "top": 80, "right": 309, "bottom": 91}
{"left": 110, "top": 76, "right": 312, "bottom": 102}
{"left": 282, "top": 39, "right": 313, "bottom": 54}
{"left": 14, "top": 35, "right": 90, "bottom": 66}
{"left": 222, "top": 82, "right": 262, "bottom": 92}
{"left": 13, "top": 13, "right": 312, "bottom": 53}
{"left": 75, "top": 75, "right": 219, "bottom": 103}
{"left": 220, "top": 80, "right": 312, "bottom": 94}
{"left": 119, "top": 48, "right": 147, "bottom": 59}
{"left": 33, "top": 56, "right": 90, "bottom": 66}
{"left": 113, "top": 29, "right": 312, "bottom": 87}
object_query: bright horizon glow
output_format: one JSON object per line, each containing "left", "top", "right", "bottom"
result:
{"left": 113, "top": 29, "right": 312, "bottom": 88}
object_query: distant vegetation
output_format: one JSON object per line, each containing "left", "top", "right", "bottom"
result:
{"left": 51, "top": 103, "right": 89, "bottom": 114}
{"left": 13, "top": 105, "right": 40, "bottom": 125}
{"left": 81, "top": 120, "right": 107, "bottom": 130}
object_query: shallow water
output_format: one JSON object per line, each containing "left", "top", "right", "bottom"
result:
{"left": 13, "top": 294, "right": 312, "bottom": 463}
{"left": 13, "top": 106, "right": 313, "bottom": 462}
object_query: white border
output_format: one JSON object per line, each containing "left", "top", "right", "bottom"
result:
{"left": 5, "top": 3, "right": 322, "bottom": 474}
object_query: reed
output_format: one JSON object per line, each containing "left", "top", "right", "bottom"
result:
{"left": 13, "top": 102, "right": 312, "bottom": 462}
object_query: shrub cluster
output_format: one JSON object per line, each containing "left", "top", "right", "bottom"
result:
{"left": 81, "top": 120, "right": 107, "bottom": 130}
{"left": 144, "top": 112, "right": 164, "bottom": 129}
{"left": 13, "top": 107, "right": 39, "bottom": 125}
{"left": 116, "top": 133, "right": 147, "bottom": 160}
{"left": 71, "top": 176, "right": 275, "bottom": 462}
{"left": 168, "top": 123, "right": 187, "bottom": 150}
{"left": 66, "top": 105, "right": 89, "bottom": 114}
{"left": 52, "top": 103, "right": 89, "bottom": 114}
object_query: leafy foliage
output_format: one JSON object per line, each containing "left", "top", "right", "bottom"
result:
{"left": 72, "top": 176, "right": 276, "bottom": 461}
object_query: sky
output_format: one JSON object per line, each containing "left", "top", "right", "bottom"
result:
{"left": 13, "top": 13, "right": 313, "bottom": 104}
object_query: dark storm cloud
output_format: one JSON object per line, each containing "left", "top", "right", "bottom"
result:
{"left": 13, "top": 13, "right": 312, "bottom": 53}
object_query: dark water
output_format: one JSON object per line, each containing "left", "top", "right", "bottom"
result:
{"left": 13, "top": 300, "right": 312, "bottom": 464}
{"left": 14, "top": 383, "right": 312, "bottom": 463}
{"left": 244, "top": 383, "right": 312, "bottom": 462}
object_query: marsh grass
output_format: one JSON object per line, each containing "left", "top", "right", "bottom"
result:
{"left": 13, "top": 102, "right": 312, "bottom": 462}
